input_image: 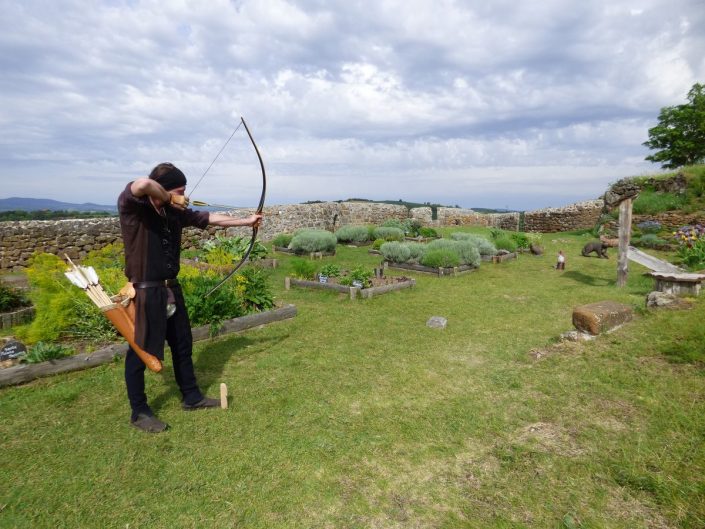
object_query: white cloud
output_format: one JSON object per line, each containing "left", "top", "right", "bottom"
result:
{"left": 0, "top": 0, "right": 702, "bottom": 210}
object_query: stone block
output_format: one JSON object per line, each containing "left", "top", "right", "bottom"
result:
{"left": 572, "top": 301, "right": 632, "bottom": 336}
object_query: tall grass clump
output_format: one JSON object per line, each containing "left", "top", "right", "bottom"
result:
{"left": 420, "top": 248, "right": 460, "bottom": 268}
{"left": 288, "top": 229, "right": 337, "bottom": 254}
{"left": 632, "top": 190, "right": 686, "bottom": 215}
{"left": 335, "top": 225, "right": 371, "bottom": 244}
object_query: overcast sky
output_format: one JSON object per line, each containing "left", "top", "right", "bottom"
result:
{"left": 1, "top": 1, "right": 703, "bottom": 211}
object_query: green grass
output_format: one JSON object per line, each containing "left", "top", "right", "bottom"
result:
{"left": 1, "top": 229, "right": 704, "bottom": 528}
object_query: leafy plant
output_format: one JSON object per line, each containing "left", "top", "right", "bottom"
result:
{"left": 290, "top": 258, "right": 318, "bottom": 280}
{"left": 494, "top": 236, "right": 518, "bottom": 252}
{"left": 23, "top": 341, "right": 74, "bottom": 364}
{"left": 380, "top": 218, "right": 405, "bottom": 231}
{"left": 237, "top": 268, "right": 275, "bottom": 313}
{"left": 202, "top": 235, "right": 267, "bottom": 263}
{"left": 450, "top": 233, "right": 497, "bottom": 256}
{"left": 405, "top": 242, "right": 426, "bottom": 263}
{"left": 632, "top": 234, "right": 668, "bottom": 249}
{"left": 319, "top": 264, "right": 342, "bottom": 278}
{"left": 181, "top": 274, "right": 245, "bottom": 333}
{"left": 288, "top": 230, "right": 337, "bottom": 254}
{"left": 418, "top": 227, "right": 438, "bottom": 238}
{"left": 0, "top": 283, "right": 29, "bottom": 312}
{"left": 339, "top": 266, "right": 373, "bottom": 288}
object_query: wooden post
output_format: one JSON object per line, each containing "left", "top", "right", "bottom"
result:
{"left": 284, "top": 277, "right": 291, "bottom": 290}
{"left": 617, "top": 198, "right": 632, "bottom": 288}
{"left": 220, "top": 383, "right": 228, "bottom": 409}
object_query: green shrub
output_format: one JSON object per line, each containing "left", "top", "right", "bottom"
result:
{"left": 66, "top": 297, "right": 118, "bottom": 343}
{"left": 454, "top": 240, "right": 481, "bottom": 267}
{"left": 373, "top": 226, "right": 404, "bottom": 241}
{"left": 633, "top": 234, "right": 668, "bottom": 249}
{"left": 405, "top": 242, "right": 426, "bottom": 262}
{"left": 418, "top": 227, "right": 438, "bottom": 238}
{"left": 272, "top": 233, "right": 293, "bottom": 248}
{"left": 84, "top": 242, "right": 125, "bottom": 270}
{"left": 450, "top": 233, "right": 497, "bottom": 256}
{"left": 421, "top": 249, "right": 461, "bottom": 268}
{"left": 494, "top": 236, "right": 517, "bottom": 252}
{"left": 290, "top": 258, "right": 318, "bottom": 280}
{"left": 335, "top": 225, "right": 370, "bottom": 243}
{"left": 0, "top": 283, "right": 29, "bottom": 312}
{"left": 372, "top": 238, "right": 385, "bottom": 250}
{"left": 289, "top": 230, "right": 337, "bottom": 254}
{"left": 632, "top": 190, "right": 686, "bottom": 215}
{"left": 511, "top": 232, "right": 531, "bottom": 249}
{"left": 380, "top": 241, "right": 412, "bottom": 263}
{"left": 381, "top": 219, "right": 405, "bottom": 231}
{"left": 21, "top": 253, "right": 82, "bottom": 343}
{"left": 237, "top": 268, "right": 275, "bottom": 313}
{"left": 23, "top": 341, "right": 74, "bottom": 364}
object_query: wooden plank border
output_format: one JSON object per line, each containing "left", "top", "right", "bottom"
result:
{"left": 0, "top": 304, "right": 297, "bottom": 388}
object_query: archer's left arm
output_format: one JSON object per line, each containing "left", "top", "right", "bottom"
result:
{"left": 208, "top": 213, "right": 262, "bottom": 228}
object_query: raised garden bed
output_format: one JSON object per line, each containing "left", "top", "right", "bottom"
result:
{"left": 0, "top": 306, "right": 35, "bottom": 330}
{"left": 0, "top": 304, "right": 297, "bottom": 388}
{"left": 285, "top": 275, "right": 415, "bottom": 300}
{"left": 181, "top": 257, "right": 278, "bottom": 270}
{"left": 273, "top": 246, "right": 336, "bottom": 258}
{"left": 383, "top": 261, "right": 477, "bottom": 277}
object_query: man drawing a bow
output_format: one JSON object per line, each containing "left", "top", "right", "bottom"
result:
{"left": 118, "top": 162, "right": 262, "bottom": 433}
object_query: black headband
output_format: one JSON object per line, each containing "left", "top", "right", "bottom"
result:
{"left": 149, "top": 163, "right": 187, "bottom": 191}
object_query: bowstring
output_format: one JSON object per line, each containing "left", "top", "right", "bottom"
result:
{"left": 187, "top": 119, "right": 244, "bottom": 199}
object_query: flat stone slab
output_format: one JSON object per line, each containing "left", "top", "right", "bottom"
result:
{"left": 426, "top": 316, "right": 447, "bottom": 329}
{"left": 572, "top": 301, "right": 633, "bottom": 336}
{"left": 649, "top": 271, "right": 705, "bottom": 296}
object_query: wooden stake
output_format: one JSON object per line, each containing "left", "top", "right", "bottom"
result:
{"left": 617, "top": 198, "right": 632, "bottom": 288}
{"left": 220, "top": 383, "right": 228, "bottom": 409}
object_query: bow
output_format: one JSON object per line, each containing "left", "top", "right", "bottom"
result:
{"left": 190, "top": 117, "right": 267, "bottom": 297}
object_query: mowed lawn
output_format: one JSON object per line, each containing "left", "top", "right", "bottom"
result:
{"left": 1, "top": 228, "right": 703, "bottom": 529}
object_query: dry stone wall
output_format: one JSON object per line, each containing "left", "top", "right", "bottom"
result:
{"left": 523, "top": 200, "right": 604, "bottom": 233}
{"left": 0, "top": 202, "right": 409, "bottom": 270}
{"left": 3, "top": 198, "right": 670, "bottom": 270}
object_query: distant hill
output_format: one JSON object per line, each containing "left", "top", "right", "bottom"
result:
{"left": 0, "top": 197, "right": 117, "bottom": 213}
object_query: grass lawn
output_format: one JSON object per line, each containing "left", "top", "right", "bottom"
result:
{"left": 1, "top": 229, "right": 703, "bottom": 528}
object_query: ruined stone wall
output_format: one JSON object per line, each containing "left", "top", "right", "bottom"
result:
{"left": 523, "top": 200, "right": 604, "bottom": 233}
{"left": 632, "top": 212, "right": 705, "bottom": 231}
{"left": 435, "top": 208, "right": 520, "bottom": 230}
{"left": 0, "top": 202, "right": 409, "bottom": 270}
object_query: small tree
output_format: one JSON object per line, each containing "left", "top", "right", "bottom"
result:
{"left": 643, "top": 83, "right": 705, "bottom": 169}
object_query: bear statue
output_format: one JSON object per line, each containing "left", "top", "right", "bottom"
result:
{"left": 581, "top": 241, "right": 610, "bottom": 258}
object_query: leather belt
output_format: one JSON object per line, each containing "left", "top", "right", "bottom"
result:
{"left": 132, "top": 279, "right": 179, "bottom": 289}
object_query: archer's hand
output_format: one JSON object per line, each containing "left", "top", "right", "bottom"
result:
{"left": 247, "top": 214, "right": 263, "bottom": 228}
{"left": 169, "top": 194, "right": 189, "bottom": 210}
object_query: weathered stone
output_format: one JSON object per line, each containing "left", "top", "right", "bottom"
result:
{"left": 560, "top": 330, "right": 596, "bottom": 342}
{"left": 426, "top": 316, "right": 447, "bottom": 329}
{"left": 572, "top": 301, "right": 633, "bottom": 335}
{"left": 646, "top": 291, "right": 692, "bottom": 309}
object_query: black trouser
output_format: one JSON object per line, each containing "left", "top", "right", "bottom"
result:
{"left": 125, "top": 302, "right": 203, "bottom": 420}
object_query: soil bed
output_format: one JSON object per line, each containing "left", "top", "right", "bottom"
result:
{"left": 384, "top": 261, "right": 477, "bottom": 277}
{"left": 285, "top": 275, "right": 415, "bottom": 299}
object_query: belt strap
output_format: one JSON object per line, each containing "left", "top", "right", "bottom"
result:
{"left": 132, "top": 279, "right": 179, "bottom": 289}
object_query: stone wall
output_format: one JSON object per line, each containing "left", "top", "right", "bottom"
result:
{"left": 5, "top": 198, "right": 690, "bottom": 270}
{"left": 0, "top": 202, "right": 409, "bottom": 270}
{"left": 523, "top": 200, "right": 604, "bottom": 233}
{"left": 436, "top": 208, "right": 520, "bottom": 230}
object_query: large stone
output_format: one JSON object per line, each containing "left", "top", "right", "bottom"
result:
{"left": 572, "top": 301, "right": 633, "bottom": 336}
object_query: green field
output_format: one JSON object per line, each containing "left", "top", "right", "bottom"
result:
{"left": 1, "top": 228, "right": 703, "bottom": 528}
